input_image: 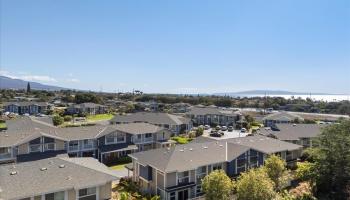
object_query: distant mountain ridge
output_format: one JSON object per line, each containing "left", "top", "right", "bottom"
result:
{"left": 213, "top": 90, "right": 336, "bottom": 96}
{"left": 0, "top": 76, "right": 67, "bottom": 91}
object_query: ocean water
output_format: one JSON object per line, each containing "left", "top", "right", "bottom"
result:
{"left": 240, "top": 94, "right": 350, "bottom": 102}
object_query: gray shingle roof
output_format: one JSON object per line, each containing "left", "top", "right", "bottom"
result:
{"left": 0, "top": 157, "right": 118, "bottom": 200}
{"left": 0, "top": 117, "right": 167, "bottom": 147}
{"left": 187, "top": 106, "right": 238, "bottom": 116}
{"left": 224, "top": 135, "right": 302, "bottom": 154}
{"left": 111, "top": 112, "right": 191, "bottom": 125}
{"left": 129, "top": 141, "right": 249, "bottom": 172}
{"left": 258, "top": 124, "right": 324, "bottom": 141}
{"left": 3, "top": 102, "right": 48, "bottom": 107}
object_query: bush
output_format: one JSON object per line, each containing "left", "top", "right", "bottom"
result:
{"left": 63, "top": 115, "right": 72, "bottom": 122}
{"left": 52, "top": 115, "right": 64, "bottom": 126}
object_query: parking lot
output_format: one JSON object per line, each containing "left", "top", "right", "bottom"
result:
{"left": 202, "top": 128, "right": 249, "bottom": 140}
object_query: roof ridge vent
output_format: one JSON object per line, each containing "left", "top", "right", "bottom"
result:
{"left": 59, "top": 164, "right": 65, "bottom": 168}
{"left": 10, "top": 171, "right": 17, "bottom": 175}
{"left": 40, "top": 167, "right": 48, "bottom": 171}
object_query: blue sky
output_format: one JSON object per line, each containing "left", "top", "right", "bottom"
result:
{"left": 1, "top": 0, "right": 350, "bottom": 94}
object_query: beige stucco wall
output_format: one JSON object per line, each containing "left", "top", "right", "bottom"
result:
{"left": 166, "top": 172, "right": 177, "bottom": 187}
{"left": 17, "top": 143, "right": 29, "bottom": 155}
{"left": 55, "top": 139, "right": 66, "bottom": 150}
{"left": 157, "top": 171, "right": 165, "bottom": 189}
{"left": 68, "top": 189, "right": 76, "bottom": 200}
{"left": 99, "top": 182, "right": 112, "bottom": 200}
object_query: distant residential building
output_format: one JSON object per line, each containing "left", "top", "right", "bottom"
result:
{"left": 171, "top": 103, "right": 191, "bottom": 113}
{"left": 258, "top": 123, "right": 324, "bottom": 148}
{"left": 186, "top": 106, "right": 239, "bottom": 126}
{"left": 262, "top": 111, "right": 304, "bottom": 127}
{"left": 129, "top": 135, "right": 302, "bottom": 199}
{"left": 3, "top": 102, "right": 48, "bottom": 115}
{"left": 0, "top": 117, "right": 174, "bottom": 165}
{"left": 0, "top": 156, "right": 118, "bottom": 200}
{"left": 67, "top": 103, "right": 108, "bottom": 115}
{"left": 110, "top": 112, "right": 192, "bottom": 135}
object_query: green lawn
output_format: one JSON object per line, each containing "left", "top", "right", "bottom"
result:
{"left": 86, "top": 114, "right": 114, "bottom": 122}
{"left": 109, "top": 164, "right": 126, "bottom": 170}
{"left": 171, "top": 136, "right": 193, "bottom": 144}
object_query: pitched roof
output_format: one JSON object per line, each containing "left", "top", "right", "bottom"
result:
{"left": 258, "top": 124, "right": 324, "bottom": 141}
{"left": 187, "top": 106, "right": 239, "bottom": 116}
{"left": 262, "top": 112, "right": 304, "bottom": 121}
{"left": 0, "top": 117, "right": 167, "bottom": 147}
{"left": 224, "top": 135, "right": 302, "bottom": 154}
{"left": 71, "top": 102, "right": 106, "bottom": 108}
{"left": 111, "top": 112, "right": 191, "bottom": 125}
{"left": 129, "top": 141, "right": 249, "bottom": 172}
{"left": 3, "top": 102, "right": 48, "bottom": 107}
{"left": 0, "top": 157, "right": 118, "bottom": 200}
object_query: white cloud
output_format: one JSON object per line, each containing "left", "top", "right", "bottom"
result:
{"left": 0, "top": 71, "right": 57, "bottom": 82}
{"left": 21, "top": 75, "right": 57, "bottom": 82}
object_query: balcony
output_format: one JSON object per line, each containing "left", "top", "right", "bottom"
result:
{"left": 0, "top": 153, "right": 12, "bottom": 160}
{"left": 82, "top": 143, "right": 96, "bottom": 150}
{"left": 44, "top": 143, "right": 55, "bottom": 151}
{"left": 29, "top": 144, "right": 41, "bottom": 153}
{"left": 68, "top": 145, "right": 79, "bottom": 152}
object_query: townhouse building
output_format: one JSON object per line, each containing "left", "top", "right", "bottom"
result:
{"left": 110, "top": 112, "right": 192, "bottom": 135}
{"left": 258, "top": 123, "right": 324, "bottom": 148}
{"left": 262, "top": 111, "right": 304, "bottom": 127}
{"left": 0, "top": 156, "right": 118, "bottom": 200}
{"left": 0, "top": 117, "right": 173, "bottom": 165}
{"left": 129, "top": 135, "right": 302, "bottom": 200}
{"left": 4, "top": 102, "right": 49, "bottom": 115}
{"left": 66, "top": 103, "right": 108, "bottom": 115}
{"left": 186, "top": 106, "right": 240, "bottom": 126}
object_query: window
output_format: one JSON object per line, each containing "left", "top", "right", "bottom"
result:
{"left": 237, "top": 154, "right": 246, "bottom": 174}
{"left": 44, "top": 143, "right": 55, "bottom": 151}
{"left": 178, "top": 171, "right": 189, "bottom": 184}
{"left": 79, "top": 187, "right": 96, "bottom": 200}
{"left": 212, "top": 163, "right": 222, "bottom": 171}
{"left": 170, "top": 192, "right": 176, "bottom": 200}
{"left": 249, "top": 150, "right": 258, "bottom": 168}
{"left": 0, "top": 147, "right": 10, "bottom": 155}
{"left": 69, "top": 141, "right": 79, "bottom": 151}
{"left": 45, "top": 191, "right": 65, "bottom": 200}
{"left": 145, "top": 133, "right": 153, "bottom": 138}
{"left": 29, "top": 144, "right": 41, "bottom": 152}
{"left": 83, "top": 139, "right": 94, "bottom": 149}
{"left": 106, "top": 132, "right": 125, "bottom": 144}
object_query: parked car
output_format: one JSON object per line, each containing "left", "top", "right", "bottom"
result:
{"left": 219, "top": 131, "right": 225, "bottom": 136}
{"left": 211, "top": 129, "right": 217, "bottom": 134}
{"left": 240, "top": 128, "right": 247, "bottom": 133}
{"left": 221, "top": 126, "right": 227, "bottom": 131}
{"left": 210, "top": 132, "right": 222, "bottom": 137}
{"left": 204, "top": 125, "right": 210, "bottom": 130}
{"left": 215, "top": 126, "right": 221, "bottom": 131}
{"left": 228, "top": 126, "right": 234, "bottom": 132}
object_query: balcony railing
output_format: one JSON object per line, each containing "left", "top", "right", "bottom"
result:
{"left": 68, "top": 145, "right": 79, "bottom": 152}
{"left": 82, "top": 143, "right": 96, "bottom": 150}
{"left": 44, "top": 143, "right": 55, "bottom": 151}
{"left": 0, "top": 153, "right": 12, "bottom": 160}
{"left": 29, "top": 144, "right": 41, "bottom": 153}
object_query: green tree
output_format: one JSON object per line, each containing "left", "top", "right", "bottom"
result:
{"left": 26, "top": 82, "right": 31, "bottom": 93}
{"left": 295, "top": 162, "right": 317, "bottom": 183}
{"left": 52, "top": 115, "right": 64, "bottom": 126}
{"left": 236, "top": 168, "right": 277, "bottom": 200}
{"left": 63, "top": 115, "right": 72, "bottom": 122}
{"left": 201, "top": 170, "right": 234, "bottom": 200}
{"left": 195, "top": 127, "right": 204, "bottom": 137}
{"left": 263, "top": 155, "right": 291, "bottom": 191}
{"left": 311, "top": 121, "right": 350, "bottom": 198}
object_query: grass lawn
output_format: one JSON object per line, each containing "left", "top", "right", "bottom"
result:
{"left": 86, "top": 114, "right": 114, "bottom": 122}
{"left": 109, "top": 164, "right": 126, "bottom": 171}
{"left": 0, "top": 122, "right": 7, "bottom": 129}
{"left": 171, "top": 136, "right": 193, "bottom": 144}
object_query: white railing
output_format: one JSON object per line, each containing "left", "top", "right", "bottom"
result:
{"left": 0, "top": 153, "right": 12, "bottom": 160}
{"left": 29, "top": 144, "right": 41, "bottom": 152}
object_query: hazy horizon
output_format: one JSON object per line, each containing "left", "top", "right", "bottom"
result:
{"left": 1, "top": 0, "right": 349, "bottom": 94}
